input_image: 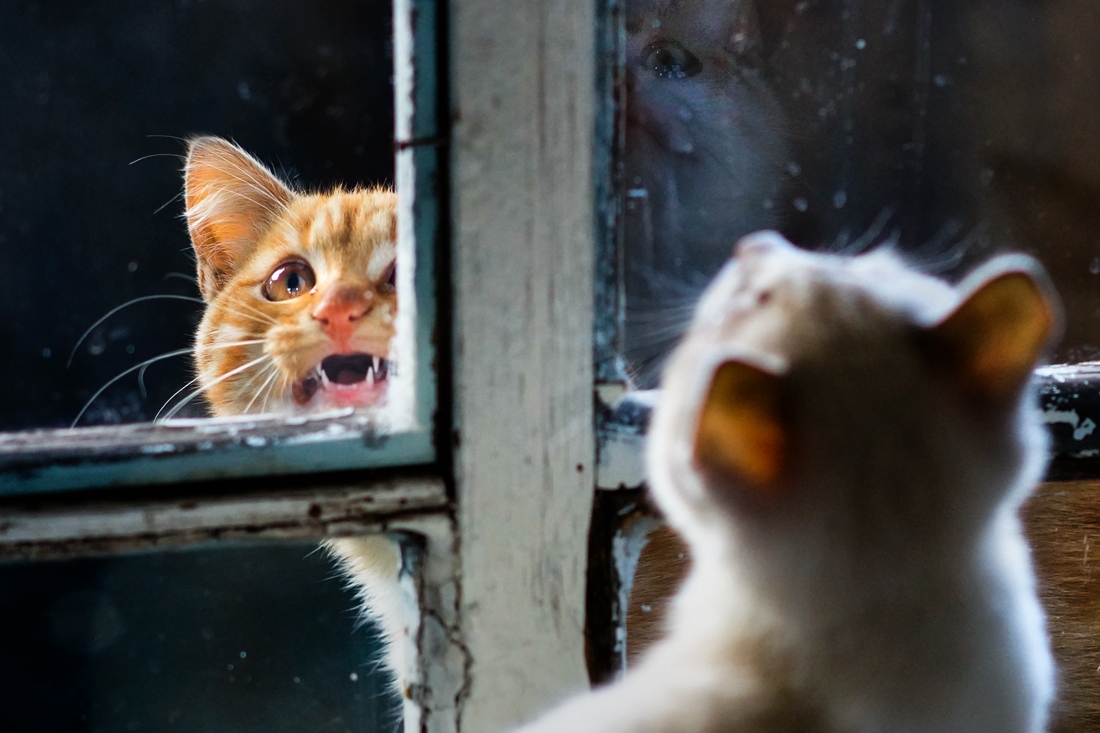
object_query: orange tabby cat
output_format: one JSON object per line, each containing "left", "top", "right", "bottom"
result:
{"left": 184, "top": 135, "right": 397, "bottom": 417}
{"left": 183, "top": 136, "right": 408, "bottom": 696}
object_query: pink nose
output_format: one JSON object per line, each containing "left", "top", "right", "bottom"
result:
{"left": 313, "top": 286, "right": 372, "bottom": 342}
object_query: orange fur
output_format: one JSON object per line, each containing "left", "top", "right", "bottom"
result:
{"left": 183, "top": 136, "right": 397, "bottom": 417}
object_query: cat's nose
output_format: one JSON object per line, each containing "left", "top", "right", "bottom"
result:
{"left": 313, "top": 286, "right": 372, "bottom": 341}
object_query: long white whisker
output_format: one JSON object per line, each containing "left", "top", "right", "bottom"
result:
{"left": 246, "top": 368, "right": 282, "bottom": 415}
{"left": 161, "top": 354, "right": 272, "bottom": 421}
{"left": 68, "top": 295, "right": 205, "bottom": 368}
{"left": 153, "top": 190, "right": 185, "bottom": 216}
{"left": 218, "top": 300, "right": 279, "bottom": 326}
{"left": 235, "top": 360, "right": 281, "bottom": 412}
{"left": 154, "top": 374, "right": 204, "bottom": 422}
{"left": 155, "top": 353, "right": 273, "bottom": 422}
{"left": 259, "top": 369, "right": 285, "bottom": 415}
{"left": 130, "top": 152, "right": 181, "bottom": 166}
{"left": 142, "top": 339, "right": 267, "bottom": 422}
{"left": 198, "top": 339, "right": 268, "bottom": 349}
{"left": 71, "top": 348, "right": 195, "bottom": 427}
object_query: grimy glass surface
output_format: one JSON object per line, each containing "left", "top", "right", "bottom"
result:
{"left": 620, "top": 0, "right": 1100, "bottom": 384}
{"left": 0, "top": 542, "right": 399, "bottom": 732}
{"left": 0, "top": 0, "right": 394, "bottom": 430}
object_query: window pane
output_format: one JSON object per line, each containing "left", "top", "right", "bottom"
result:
{"left": 0, "top": 0, "right": 394, "bottom": 431}
{"left": 0, "top": 542, "right": 399, "bottom": 731}
{"left": 618, "top": 0, "right": 1100, "bottom": 382}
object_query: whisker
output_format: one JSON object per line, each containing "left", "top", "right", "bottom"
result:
{"left": 71, "top": 348, "right": 195, "bottom": 427}
{"left": 154, "top": 190, "right": 185, "bottom": 216}
{"left": 68, "top": 294, "right": 204, "bottom": 368}
{"left": 259, "top": 371, "right": 282, "bottom": 415}
{"left": 233, "top": 360, "right": 280, "bottom": 414}
{"left": 156, "top": 354, "right": 273, "bottom": 422}
{"left": 164, "top": 271, "right": 198, "bottom": 284}
{"left": 143, "top": 339, "right": 269, "bottom": 421}
{"left": 130, "top": 152, "right": 182, "bottom": 166}
{"left": 160, "top": 354, "right": 272, "bottom": 421}
{"left": 218, "top": 300, "right": 279, "bottom": 326}
{"left": 148, "top": 340, "right": 267, "bottom": 422}
{"left": 154, "top": 373, "right": 204, "bottom": 422}
{"left": 246, "top": 368, "right": 282, "bottom": 415}
{"left": 146, "top": 133, "right": 189, "bottom": 143}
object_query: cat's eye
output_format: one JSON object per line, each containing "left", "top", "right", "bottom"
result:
{"left": 263, "top": 261, "right": 316, "bottom": 302}
{"left": 641, "top": 40, "right": 702, "bottom": 80}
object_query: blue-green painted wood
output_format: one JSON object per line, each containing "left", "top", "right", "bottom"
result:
{"left": 0, "top": 415, "right": 435, "bottom": 495}
{"left": 408, "top": 0, "right": 442, "bottom": 446}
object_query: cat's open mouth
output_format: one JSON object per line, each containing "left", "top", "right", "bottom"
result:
{"left": 292, "top": 352, "right": 392, "bottom": 408}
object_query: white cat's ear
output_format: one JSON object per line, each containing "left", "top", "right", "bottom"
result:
{"left": 926, "top": 257, "right": 1060, "bottom": 403}
{"left": 693, "top": 357, "right": 789, "bottom": 496}
{"left": 184, "top": 136, "right": 293, "bottom": 300}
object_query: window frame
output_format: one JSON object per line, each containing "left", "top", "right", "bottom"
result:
{"left": 0, "top": 0, "right": 443, "bottom": 498}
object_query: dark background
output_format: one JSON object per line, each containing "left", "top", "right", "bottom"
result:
{"left": 769, "top": 0, "right": 1100, "bottom": 364}
{"left": 0, "top": 0, "right": 395, "bottom": 430}
{"left": 0, "top": 543, "right": 400, "bottom": 733}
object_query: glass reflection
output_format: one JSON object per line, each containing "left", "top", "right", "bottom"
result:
{"left": 621, "top": 0, "right": 1100, "bottom": 380}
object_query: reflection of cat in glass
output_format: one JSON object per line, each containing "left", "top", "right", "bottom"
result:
{"left": 521, "top": 233, "right": 1057, "bottom": 733}
{"left": 624, "top": 0, "right": 787, "bottom": 382}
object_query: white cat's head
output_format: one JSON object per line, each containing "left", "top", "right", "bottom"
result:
{"left": 647, "top": 232, "right": 1060, "bottom": 608}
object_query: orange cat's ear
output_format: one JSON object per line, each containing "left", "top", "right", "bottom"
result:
{"left": 924, "top": 258, "right": 1060, "bottom": 404}
{"left": 184, "top": 137, "right": 292, "bottom": 300}
{"left": 693, "top": 358, "right": 789, "bottom": 498}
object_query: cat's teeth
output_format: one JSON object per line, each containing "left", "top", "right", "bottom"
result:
{"left": 372, "top": 356, "right": 381, "bottom": 374}
{"left": 366, "top": 368, "right": 375, "bottom": 386}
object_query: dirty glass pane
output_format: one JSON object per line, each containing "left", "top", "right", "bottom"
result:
{"left": 0, "top": 0, "right": 395, "bottom": 431}
{"left": 619, "top": 0, "right": 1100, "bottom": 383}
{"left": 0, "top": 542, "right": 399, "bottom": 732}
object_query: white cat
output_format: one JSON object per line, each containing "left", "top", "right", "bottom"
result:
{"left": 518, "top": 231, "right": 1057, "bottom": 733}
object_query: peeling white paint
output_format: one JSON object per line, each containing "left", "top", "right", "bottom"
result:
{"left": 611, "top": 517, "right": 661, "bottom": 675}
{"left": 1075, "top": 418, "right": 1097, "bottom": 441}
{"left": 598, "top": 433, "right": 647, "bottom": 490}
{"left": 1042, "top": 409, "right": 1080, "bottom": 427}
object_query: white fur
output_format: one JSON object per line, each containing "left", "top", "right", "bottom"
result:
{"left": 326, "top": 536, "right": 409, "bottom": 694}
{"left": 518, "top": 233, "right": 1055, "bottom": 733}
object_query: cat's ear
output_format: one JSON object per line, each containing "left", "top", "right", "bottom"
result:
{"left": 693, "top": 356, "right": 789, "bottom": 496}
{"left": 924, "top": 257, "right": 1060, "bottom": 403}
{"left": 184, "top": 136, "right": 293, "bottom": 300}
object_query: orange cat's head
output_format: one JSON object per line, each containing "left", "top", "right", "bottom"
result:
{"left": 184, "top": 136, "right": 397, "bottom": 416}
